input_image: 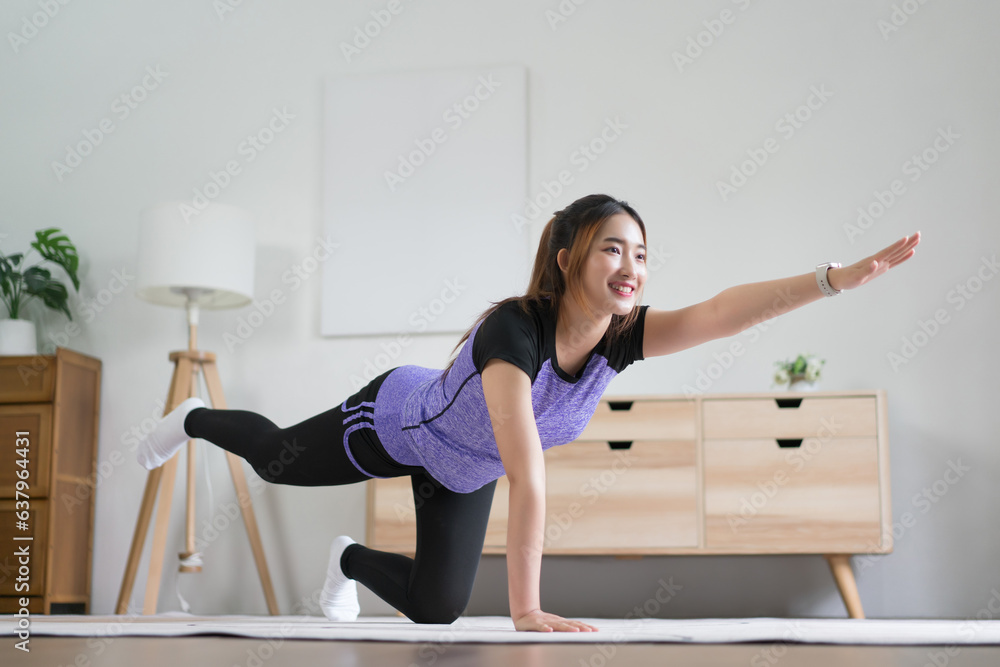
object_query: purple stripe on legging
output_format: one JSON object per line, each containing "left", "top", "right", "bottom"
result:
{"left": 342, "top": 411, "right": 370, "bottom": 424}
{"left": 342, "top": 421, "right": 389, "bottom": 479}
{"left": 342, "top": 398, "right": 377, "bottom": 411}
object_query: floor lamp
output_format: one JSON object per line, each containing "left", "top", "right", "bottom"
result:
{"left": 116, "top": 201, "right": 278, "bottom": 615}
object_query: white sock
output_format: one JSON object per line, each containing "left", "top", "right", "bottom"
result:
{"left": 320, "top": 535, "right": 360, "bottom": 622}
{"left": 136, "top": 397, "right": 207, "bottom": 470}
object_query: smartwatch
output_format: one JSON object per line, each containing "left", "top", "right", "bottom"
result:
{"left": 815, "top": 262, "right": 843, "bottom": 297}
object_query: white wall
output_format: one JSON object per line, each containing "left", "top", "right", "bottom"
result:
{"left": 1, "top": 0, "right": 997, "bottom": 620}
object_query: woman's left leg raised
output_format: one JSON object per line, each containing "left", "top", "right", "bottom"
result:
{"left": 163, "top": 369, "right": 410, "bottom": 486}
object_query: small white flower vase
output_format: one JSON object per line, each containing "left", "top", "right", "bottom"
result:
{"left": 788, "top": 375, "right": 817, "bottom": 391}
{"left": 0, "top": 318, "right": 38, "bottom": 355}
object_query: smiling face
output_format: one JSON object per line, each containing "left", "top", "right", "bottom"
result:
{"left": 562, "top": 212, "right": 647, "bottom": 320}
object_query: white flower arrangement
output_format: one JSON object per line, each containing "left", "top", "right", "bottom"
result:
{"left": 773, "top": 353, "right": 825, "bottom": 387}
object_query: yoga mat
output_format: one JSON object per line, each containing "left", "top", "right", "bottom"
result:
{"left": 3, "top": 614, "right": 1000, "bottom": 645}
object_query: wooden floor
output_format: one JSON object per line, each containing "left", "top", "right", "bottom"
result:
{"left": 12, "top": 636, "right": 1000, "bottom": 666}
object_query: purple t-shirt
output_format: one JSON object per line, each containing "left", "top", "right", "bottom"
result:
{"left": 370, "top": 298, "right": 649, "bottom": 493}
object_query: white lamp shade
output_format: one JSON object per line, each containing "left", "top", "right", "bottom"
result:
{"left": 135, "top": 201, "right": 256, "bottom": 309}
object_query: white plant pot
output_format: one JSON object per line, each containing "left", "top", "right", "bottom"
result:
{"left": 788, "top": 377, "right": 817, "bottom": 392}
{"left": 0, "top": 319, "right": 38, "bottom": 356}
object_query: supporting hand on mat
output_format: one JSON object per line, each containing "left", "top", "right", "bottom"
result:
{"left": 514, "top": 609, "right": 598, "bottom": 632}
{"left": 828, "top": 232, "right": 921, "bottom": 292}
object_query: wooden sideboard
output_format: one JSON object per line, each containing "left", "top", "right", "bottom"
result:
{"left": 367, "top": 390, "right": 891, "bottom": 618}
{"left": 0, "top": 347, "right": 101, "bottom": 614}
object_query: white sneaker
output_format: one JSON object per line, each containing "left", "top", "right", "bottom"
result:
{"left": 136, "top": 397, "right": 206, "bottom": 470}
{"left": 320, "top": 535, "right": 360, "bottom": 621}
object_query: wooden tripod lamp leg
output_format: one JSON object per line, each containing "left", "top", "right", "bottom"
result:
{"left": 115, "top": 466, "right": 162, "bottom": 614}
{"left": 117, "top": 354, "right": 193, "bottom": 614}
{"left": 141, "top": 355, "right": 197, "bottom": 614}
{"left": 143, "top": 452, "right": 180, "bottom": 614}
{"left": 825, "top": 554, "right": 865, "bottom": 619}
{"left": 179, "top": 365, "right": 202, "bottom": 573}
{"left": 202, "top": 359, "right": 280, "bottom": 615}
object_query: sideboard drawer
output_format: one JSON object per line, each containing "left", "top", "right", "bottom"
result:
{"left": 702, "top": 397, "right": 877, "bottom": 439}
{"left": 577, "top": 399, "right": 696, "bottom": 442}
{"left": 703, "top": 437, "right": 883, "bottom": 551}
{"left": 0, "top": 405, "right": 53, "bottom": 498}
{"left": 541, "top": 440, "right": 697, "bottom": 552}
{"left": 0, "top": 355, "right": 56, "bottom": 404}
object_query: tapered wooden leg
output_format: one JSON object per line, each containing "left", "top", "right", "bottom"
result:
{"left": 203, "top": 359, "right": 280, "bottom": 615}
{"left": 825, "top": 554, "right": 865, "bottom": 619}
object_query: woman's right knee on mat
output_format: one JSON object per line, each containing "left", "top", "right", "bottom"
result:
{"left": 406, "top": 603, "right": 465, "bottom": 625}
{"left": 404, "top": 585, "right": 474, "bottom": 625}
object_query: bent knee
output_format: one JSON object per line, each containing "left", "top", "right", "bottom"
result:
{"left": 407, "top": 600, "right": 466, "bottom": 625}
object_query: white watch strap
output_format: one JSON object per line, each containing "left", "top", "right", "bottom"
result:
{"left": 816, "top": 262, "right": 842, "bottom": 296}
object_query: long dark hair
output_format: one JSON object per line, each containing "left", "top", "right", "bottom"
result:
{"left": 439, "top": 193, "right": 647, "bottom": 385}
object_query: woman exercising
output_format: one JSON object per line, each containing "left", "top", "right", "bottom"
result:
{"left": 137, "top": 193, "right": 920, "bottom": 632}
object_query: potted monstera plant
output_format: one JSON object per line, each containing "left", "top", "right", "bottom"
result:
{"left": 0, "top": 228, "right": 80, "bottom": 355}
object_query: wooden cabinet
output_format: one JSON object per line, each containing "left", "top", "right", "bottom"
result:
{"left": 0, "top": 347, "right": 101, "bottom": 614}
{"left": 367, "top": 390, "right": 891, "bottom": 617}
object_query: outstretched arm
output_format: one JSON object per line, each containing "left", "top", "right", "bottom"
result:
{"left": 714, "top": 232, "right": 921, "bottom": 336}
{"left": 642, "top": 233, "right": 921, "bottom": 358}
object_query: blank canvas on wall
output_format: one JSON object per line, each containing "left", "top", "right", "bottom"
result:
{"left": 322, "top": 64, "right": 529, "bottom": 337}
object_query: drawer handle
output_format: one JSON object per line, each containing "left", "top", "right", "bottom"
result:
{"left": 776, "top": 438, "right": 803, "bottom": 448}
{"left": 775, "top": 398, "right": 803, "bottom": 409}
{"left": 608, "top": 441, "right": 633, "bottom": 450}
{"left": 608, "top": 401, "right": 633, "bottom": 411}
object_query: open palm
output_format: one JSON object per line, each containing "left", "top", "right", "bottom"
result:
{"left": 831, "top": 232, "right": 921, "bottom": 292}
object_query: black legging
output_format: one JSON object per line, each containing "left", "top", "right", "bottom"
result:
{"left": 182, "top": 367, "right": 497, "bottom": 624}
